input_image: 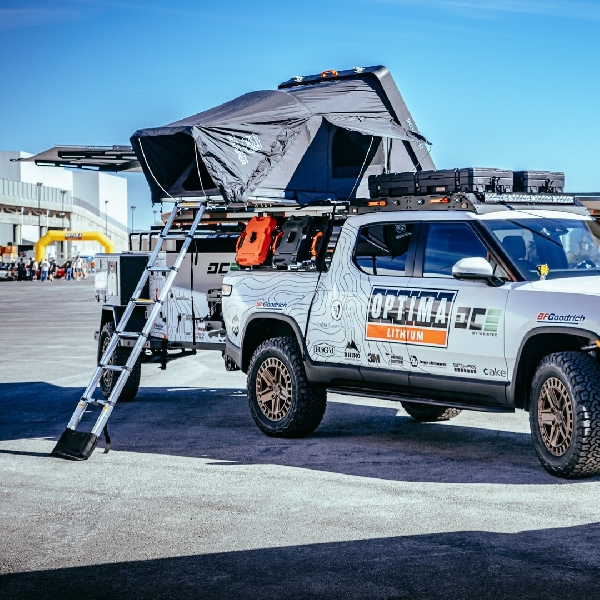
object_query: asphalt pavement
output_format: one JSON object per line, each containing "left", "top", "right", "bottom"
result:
{"left": 1, "top": 277, "right": 600, "bottom": 599}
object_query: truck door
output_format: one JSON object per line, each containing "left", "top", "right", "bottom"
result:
{"left": 354, "top": 220, "right": 420, "bottom": 389}
{"left": 407, "top": 221, "right": 510, "bottom": 405}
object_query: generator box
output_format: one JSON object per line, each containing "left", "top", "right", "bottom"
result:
{"left": 95, "top": 252, "right": 155, "bottom": 305}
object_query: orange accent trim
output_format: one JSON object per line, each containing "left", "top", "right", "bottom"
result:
{"left": 271, "top": 231, "right": 283, "bottom": 254}
{"left": 367, "top": 200, "right": 386, "bottom": 207}
{"left": 366, "top": 323, "right": 448, "bottom": 346}
{"left": 235, "top": 232, "right": 245, "bottom": 252}
{"left": 311, "top": 231, "right": 324, "bottom": 257}
{"left": 429, "top": 197, "right": 450, "bottom": 204}
{"left": 321, "top": 69, "right": 339, "bottom": 78}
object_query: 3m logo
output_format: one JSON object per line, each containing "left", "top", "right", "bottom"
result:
{"left": 366, "top": 288, "right": 457, "bottom": 347}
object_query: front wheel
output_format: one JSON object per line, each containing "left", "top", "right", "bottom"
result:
{"left": 247, "top": 337, "right": 327, "bottom": 437}
{"left": 97, "top": 322, "right": 141, "bottom": 402}
{"left": 530, "top": 351, "right": 600, "bottom": 478}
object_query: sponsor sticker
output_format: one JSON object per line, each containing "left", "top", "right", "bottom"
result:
{"left": 454, "top": 307, "right": 502, "bottom": 336}
{"left": 331, "top": 300, "right": 343, "bottom": 320}
{"left": 231, "top": 314, "right": 240, "bottom": 336}
{"left": 453, "top": 362, "right": 477, "bottom": 374}
{"left": 367, "top": 352, "right": 381, "bottom": 364}
{"left": 483, "top": 367, "right": 507, "bottom": 377}
{"left": 345, "top": 341, "right": 361, "bottom": 361}
{"left": 366, "top": 288, "right": 457, "bottom": 347}
{"left": 313, "top": 342, "right": 335, "bottom": 357}
{"left": 256, "top": 300, "right": 288, "bottom": 310}
{"left": 386, "top": 353, "right": 404, "bottom": 366}
{"left": 537, "top": 312, "right": 585, "bottom": 324}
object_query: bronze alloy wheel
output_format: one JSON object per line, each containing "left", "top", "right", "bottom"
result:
{"left": 537, "top": 376, "right": 573, "bottom": 457}
{"left": 255, "top": 356, "right": 293, "bottom": 421}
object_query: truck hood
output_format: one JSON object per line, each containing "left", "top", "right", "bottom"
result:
{"left": 525, "top": 275, "right": 600, "bottom": 296}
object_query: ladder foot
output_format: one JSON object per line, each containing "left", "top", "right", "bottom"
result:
{"left": 51, "top": 428, "right": 99, "bottom": 461}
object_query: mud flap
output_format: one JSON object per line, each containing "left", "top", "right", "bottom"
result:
{"left": 51, "top": 429, "right": 99, "bottom": 461}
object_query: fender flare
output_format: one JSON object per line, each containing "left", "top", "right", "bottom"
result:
{"left": 507, "top": 325, "right": 598, "bottom": 408}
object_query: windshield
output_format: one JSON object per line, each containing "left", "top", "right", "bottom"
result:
{"left": 481, "top": 217, "right": 600, "bottom": 280}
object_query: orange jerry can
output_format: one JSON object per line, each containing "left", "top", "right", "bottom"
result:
{"left": 236, "top": 216, "right": 278, "bottom": 267}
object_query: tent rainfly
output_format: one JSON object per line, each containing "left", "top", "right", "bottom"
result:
{"left": 130, "top": 66, "right": 435, "bottom": 205}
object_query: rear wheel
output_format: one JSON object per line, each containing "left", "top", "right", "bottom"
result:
{"left": 247, "top": 337, "right": 326, "bottom": 437}
{"left": 97, "top": 321, "right": 141, "bottom": 402}
{"left": 401, "top": 401, "right": 462, "bottom": 422}
{"left": 530, "top": 351, "right": 600, "bottom": 478}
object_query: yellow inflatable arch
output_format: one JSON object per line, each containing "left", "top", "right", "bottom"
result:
{"left": 35, "top": 231, "right": 116, "bottom": 262}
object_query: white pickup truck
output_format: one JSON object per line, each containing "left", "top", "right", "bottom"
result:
{"left": 223, "top": 192, "right": 600, "bottom": 478}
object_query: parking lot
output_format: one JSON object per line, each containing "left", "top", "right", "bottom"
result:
{"left": 2, "top": 277, "right": 600, "bottom": 599}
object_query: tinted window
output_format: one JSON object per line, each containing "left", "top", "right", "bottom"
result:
{"left": 355, "top": 223, "right": 414, "bottom": 276}
{"left": 423, "top": 223, "right": 487, "bottom": 278}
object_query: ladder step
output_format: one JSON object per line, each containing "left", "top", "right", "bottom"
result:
{"left": 133, "top": 298, "right": 156, "bottom": 305}
{"left": 117, "top": 332, "right": 147, "bottom": 339}
{"left": 162, "top": 234, "right": 187, "bottom": 240}
{"left": 147, "top": 266, "right": 176, "bottom": 273}
{"left": 99, "top": 364, "right": 130, "bottom": 372}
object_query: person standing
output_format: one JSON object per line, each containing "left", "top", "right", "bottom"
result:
{"left": 73, "top": 255, "right": 82, "bottom": 281}
{"left": 81, "top": 258, "right": 88, "bottom": 280}
{"left": 27, "top": 258, "right": 35, "bottom": 281}
{"left": 39, "top": 257, "right": 49, "bottom": 282}
{"left": 30, "top": 259, "right": 38, "bottom": 280}
{"left": 48, "top": 259, "right": 57, "bottom": 282}
{"left": 64, "top": 257, "right": 73, "bottom": 280}
{"left": 17, "top": 260, "right": 26, "bottom": 281}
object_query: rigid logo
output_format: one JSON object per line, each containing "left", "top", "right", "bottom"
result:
{"left": 366, "top": 287, "right": 457, "bottom": 347}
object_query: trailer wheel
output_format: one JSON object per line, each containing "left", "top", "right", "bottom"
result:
{"left": 97, "top": 321, "right": 141, "bottom": 402}
{"left": 401, "top": 402, "right": 462, "bottom": 422}
{"left": 530, "top": 351, "right": 600, "bottom": 478}
{"left": 247, "top": 337, "right": 326, "bottom": 437}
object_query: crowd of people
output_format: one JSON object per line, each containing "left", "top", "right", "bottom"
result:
{"left": 7, "top": 255, "right": 95, "bottom": 281}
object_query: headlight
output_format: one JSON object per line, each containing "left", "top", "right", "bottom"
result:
{"left": 222, "top": 283, "right": 232, "bottom": 297}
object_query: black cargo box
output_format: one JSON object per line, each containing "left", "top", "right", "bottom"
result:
{"left": 513, "top": 171, "right": 564, "bottom": 194}
{"left": 369, "top": 168, "right": 513, "bottom": 197}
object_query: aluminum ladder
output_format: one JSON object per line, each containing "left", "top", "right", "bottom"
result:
{"left": 52, "top": 200, "right": 206, "bottom": 460}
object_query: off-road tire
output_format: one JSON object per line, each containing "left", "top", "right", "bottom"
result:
{"left": 97, "top": 321, "right": 141, "bottom": 402}
{"left": 247, "top": 337, "right": 327, "bottom": 437}
{"left": 401, "top": 401, "right": 462, "bottom": 422}
{"left": 530, "top": 351, "right": 600, "bottom": 478}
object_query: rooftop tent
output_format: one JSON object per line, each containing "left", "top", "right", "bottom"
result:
{"left": 131, "top": 65, "right": 434, "bottom": 205}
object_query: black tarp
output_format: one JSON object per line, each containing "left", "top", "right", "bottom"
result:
{"left": 130, "top": 66, "right": 434, "bottom": 204}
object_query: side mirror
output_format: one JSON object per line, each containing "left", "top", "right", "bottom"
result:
{"left": 452, "top": 257, "right": 504, "bottom": 287}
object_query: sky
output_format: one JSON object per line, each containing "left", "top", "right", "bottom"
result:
{"left": 1, "top": 0, "right": 599, "bottom": 229}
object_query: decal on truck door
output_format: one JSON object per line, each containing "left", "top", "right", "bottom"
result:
{"left": 366, "top": 287, "right": 457, "bottom": 348}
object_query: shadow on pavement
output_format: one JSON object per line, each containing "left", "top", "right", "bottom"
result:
{"left": 0, "top": 382, "right": 589, "bottom": 485}
{"left": 2, "top": 523, "right": 600, "bottom": 599}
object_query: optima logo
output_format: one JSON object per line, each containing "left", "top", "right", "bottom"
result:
{"left": 366, "top": 288, "right": 457, "bottom": 347}
{"left": 537, "top": 312, "right": 585, "bottom": 324}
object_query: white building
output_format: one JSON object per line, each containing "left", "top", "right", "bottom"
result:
{"left": 0, "top": 150, "right": 130, "bottom": 259}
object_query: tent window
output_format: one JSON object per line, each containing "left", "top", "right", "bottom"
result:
{"left": 331, "top": 129, "right": 382, "bottom": 179}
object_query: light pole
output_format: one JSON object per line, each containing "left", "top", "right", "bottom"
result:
{"left": 60, "top": 190, "right": 66, "bottom": 229}
{"left": 131, "top": 205, "right": 136, "bottom": 231}
{"left": 36, "top": 182, "right": 42, "bottom": 232}
{"left": 104, "top": 200, "right": 109, "bottom": 236}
